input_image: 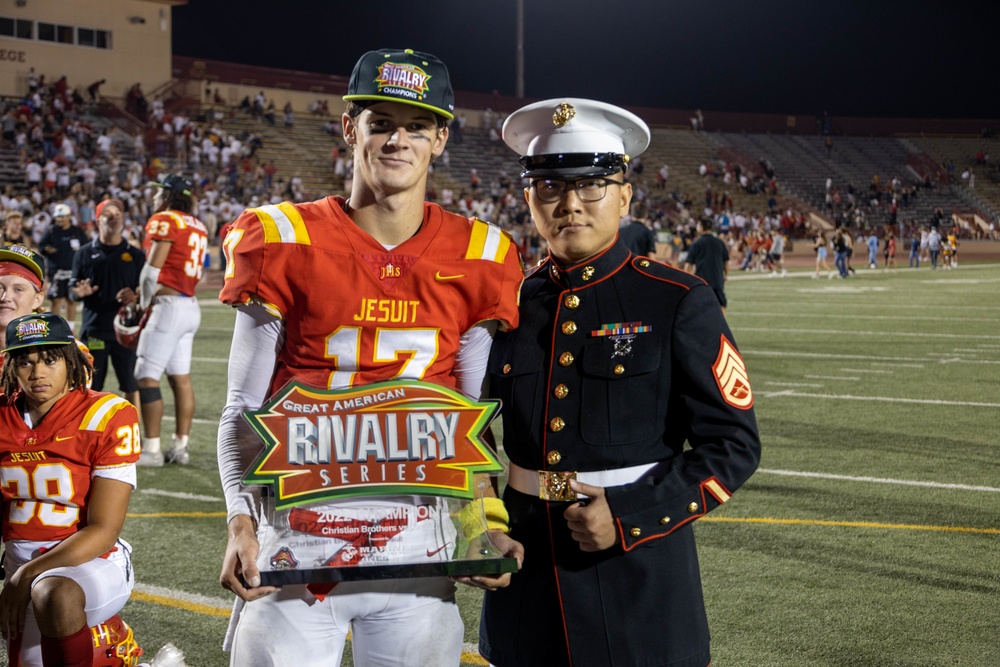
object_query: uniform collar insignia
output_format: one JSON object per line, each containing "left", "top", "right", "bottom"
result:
{"left": 546, "top": 238, "right": 630, "bottom": 290}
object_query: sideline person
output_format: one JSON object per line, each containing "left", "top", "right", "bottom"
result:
{"left": 135, "top": 174, "right": 208, "bottom": 466}
{"left": 70, "top": 198, "right": 145, "bottom": 406}
{"left": 0, "top": 312, "right": 139, "bottom": 665}
{"left": 216, "top": 48, "right": 524, "bottom": 666}
{"left": 617, "top": 201, "right": 656, "bottom": 258}
{"left": 39, "top": 204, "right": 88, "bottom": 331}
{"left": 0, "top": 244, "right": 47, "bottom": 350}
{"left": 685, "top": 216, "right": 731, "bottom": 314}
{"left": 480, "top": 98, "right": 761, "bottom": 667}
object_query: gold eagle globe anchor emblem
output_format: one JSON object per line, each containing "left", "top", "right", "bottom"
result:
{"left": 552, "top": 102, "right": 576, "bottom": 127}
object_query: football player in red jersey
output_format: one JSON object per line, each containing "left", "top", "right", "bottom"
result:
{"left": 0, "top": 312, "right": 140, "bottom": 666}
{"left": 217, "top": 48, "right": 524, "bottom": 666}
{"left": 135, "top": 174, "right": 208, "bottom": 467}
{"left": 0, "top": 245, "right": 47, "bottom": 352}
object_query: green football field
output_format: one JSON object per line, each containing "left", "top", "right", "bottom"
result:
{"left": 11, "top": 260, "right": 1000, "bottom": 666}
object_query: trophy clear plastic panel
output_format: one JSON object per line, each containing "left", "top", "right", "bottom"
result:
{"left": 240, "top": 379, "right": 518, "bottom": 585}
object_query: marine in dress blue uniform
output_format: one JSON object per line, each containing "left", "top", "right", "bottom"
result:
{"left": 480, "top": 99, "right": 762, "bottom": 667}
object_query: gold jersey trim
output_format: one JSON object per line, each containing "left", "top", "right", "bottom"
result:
{"left": 465, "top": 219, "right": 512, "bottom": 263}
{"left": 161, "top": 210, "right": 187, "bottom": 230}
{"left": 81, "top": 395, "right": 131, "bottom": 432}
{"left": 255, "top": 202, "right": 311, "bottom": 246}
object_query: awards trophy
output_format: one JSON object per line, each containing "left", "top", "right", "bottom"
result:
{"left": 241, "top": 379, "right": 518, "bottom": 586}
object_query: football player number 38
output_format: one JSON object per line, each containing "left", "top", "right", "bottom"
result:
{"left": 0, "top": 424, "right": 140, "bottom": 527}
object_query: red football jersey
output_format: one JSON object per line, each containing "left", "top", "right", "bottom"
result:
{"left": 143, "top": 209, "right": 209, "bottom": 296}
{"left": 0, "top": 390, "right": 140, "bottom": 544}
{"left": 220, "top": 198, "right": 522, "bottom": 394}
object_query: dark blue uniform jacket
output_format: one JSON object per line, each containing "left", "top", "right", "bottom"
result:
{"left": 481, "top": 238, "right": 761, "bottom": 667}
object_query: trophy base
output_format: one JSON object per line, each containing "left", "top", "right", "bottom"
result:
{"left": 259, "top": 557, "right": 519, "bottom": 586}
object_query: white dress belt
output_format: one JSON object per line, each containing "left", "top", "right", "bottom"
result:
{"left": 506, "top": 460, "right": 662, "bottom": 500}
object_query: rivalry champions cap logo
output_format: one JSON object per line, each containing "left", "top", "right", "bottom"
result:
{"left": 15, "top": 318, "right": 49, "bottom": 341}
{"left": 6, "top": 244, "right": 34, "bottom": 260}
{"left": 712, "top": 335, "right": 753, "bottom": 409}
{"left": 242, "top": 380, "right": 503, "bottom": 509}
{"left": 375, "top": 61, "right": 431, "bottom": 102}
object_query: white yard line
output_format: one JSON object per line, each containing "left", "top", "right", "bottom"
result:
{"left": 738, "top": 327, "right": 997, "bottom": 341}
{"left": 733, "top": 301, "right": 999, "bottom": 312}
{"left": 744, "top": 350, "right": 1000, "bottom": 365}
{"left": 804, "top": 375, "right": 859, "bottom": 381}
{"left": 161, "top": 416, "right": 218, "bottom": 426}
{"left": 139, "top": 489, "right": 223, "bottom": 503}
{"left": 761, "top": 390, "right": 1000, "bottom": 408}
{"left": 734, "top": 312, "right": 1000, "bottom": 323}
{"left": 132, "top": 583, "right": 232, "bottom": 609}
{"left": 764, "top": 382, "right": 824, "bottom": 387}
{"left": 839, "top": 368, "right": 893, "bottom": 373}
{"left": 757, "top": 468, "right": 1000, "bottom": 493}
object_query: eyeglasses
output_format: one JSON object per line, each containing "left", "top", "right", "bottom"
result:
{"left": 530, "top": 177, "right": 625, "bottom": 203}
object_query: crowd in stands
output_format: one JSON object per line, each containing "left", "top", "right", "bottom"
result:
{"left": 2, "top": 69, "right": 997, "bottom": 278}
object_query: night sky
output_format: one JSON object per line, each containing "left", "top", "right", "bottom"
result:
{"left": 172, "top": 0, "right": 995, "bottom": 120}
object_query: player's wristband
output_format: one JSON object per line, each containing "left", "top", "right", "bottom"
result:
{"left": 459, "top": 497, "right": 510, "bottom": 541}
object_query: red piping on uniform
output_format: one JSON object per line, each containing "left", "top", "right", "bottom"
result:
{"left": 617, "top": 486, "right": 709, "bottom": 551}
{"left": 540, "top": 288, "right": 575, "bottom": 665}
{"left": 634, "top": 263, "right": 699, "bottom": 290}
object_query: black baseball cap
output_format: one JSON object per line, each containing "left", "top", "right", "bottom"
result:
{"left": 343, "top": 48, "right": 455, "bottom": 120}
{"left": 3, "top": 312, "right": 75, "bottom": 354}
{"left": 148, "top": 173, "right": 193, "bottom": 196}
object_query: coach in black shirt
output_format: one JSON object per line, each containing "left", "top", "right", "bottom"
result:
{"left": 684, "top": 216, "right": 730, "bottom": 314}
{"left": 618, "top": 201, "right": 657, "bottom": 258}
{"left": 71, "top": 198, "right": 145, "bottom": 405}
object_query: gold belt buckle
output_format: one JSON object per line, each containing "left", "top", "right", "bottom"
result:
{"left": 538, "top": 471, "right": 578, "bottom": 501}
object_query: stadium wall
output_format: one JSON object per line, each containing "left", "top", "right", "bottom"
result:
{"left": 0, "top": 0, "right": 175, "bottom": 101}
{"left": 174, "top": 56, "right": 1000, "bottom": 138}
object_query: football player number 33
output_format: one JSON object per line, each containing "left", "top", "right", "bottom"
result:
{"left": 148, "top": 220, "right": 208, "bottom": 279}
{"left": 0, "top": 424, "right": 140, "bottom": 527}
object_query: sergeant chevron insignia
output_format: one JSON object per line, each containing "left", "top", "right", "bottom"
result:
{"left": 712, "top": 336, "right": 753, "bottom": 409}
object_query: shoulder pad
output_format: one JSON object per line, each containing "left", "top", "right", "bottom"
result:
{"left": 250, "top": 201, "right": 311, "bottom": 245}
{"left": 152, "top": 210, "right": 188, "bottom": 230}
{"left": 465, "top": 218, "right": 515, "bottom": 264}
{"left": 629, "top": 257, "right": 705, "bottom": 288}
{"left": 80, "top": 394, "right": 133, "bottom": 432}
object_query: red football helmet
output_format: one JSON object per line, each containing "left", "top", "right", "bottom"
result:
{"left": 113, "top": 302, "right": 148, "bottom": 350}
{"left": 92, "top": 614, "right": 144, "bottom": 667}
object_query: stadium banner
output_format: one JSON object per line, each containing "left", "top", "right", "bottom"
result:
{"left": 242, "top": 379, "right": 518, "bottom": 584}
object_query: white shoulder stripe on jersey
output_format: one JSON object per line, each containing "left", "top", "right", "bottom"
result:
{"left": 258, "top": 204, "right": 298, "bottom": 244}
{"left": 480, "top": 223, "right": 503, "bottom": 261}
{"left": 82, "top": 395, "right": 129, "bottom": 431}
